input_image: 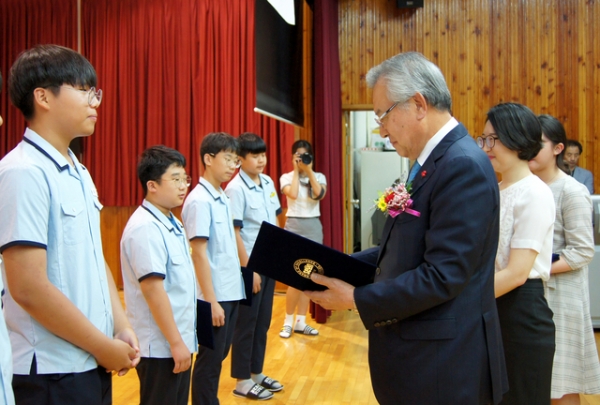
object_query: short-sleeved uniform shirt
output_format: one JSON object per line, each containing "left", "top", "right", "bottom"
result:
{"left": 182, "top": 177, "right": 244, "bottom": 302}
{"left": 225, "top": 170, "right": 282, "bottom": 256}
{"left": 120, "top": 200, "right": 197, "bottom": 358}
{"left": 279, "top": 171, "right": 326, "bottom": 218}
{"left": 0, "top": 275, "right": 15, "bottom": 405}
{"left": 0, "top": 128, "right": 113, "bottom": 374}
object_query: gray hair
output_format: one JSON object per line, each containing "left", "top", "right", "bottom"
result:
{"left": 366, "top": 52, "right": 452, "bottom": 112}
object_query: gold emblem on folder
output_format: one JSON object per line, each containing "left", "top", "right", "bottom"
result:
{"left": 293, "top": 259, "right": 324, "bottom": 279}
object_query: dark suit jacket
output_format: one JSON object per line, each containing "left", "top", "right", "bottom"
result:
{"left": 354, "top": 123, "right": 508, "bottom": 405}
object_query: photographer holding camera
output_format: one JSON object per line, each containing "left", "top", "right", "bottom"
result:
{"left": 278, "top": 140, "right": 327, "bottom": 338}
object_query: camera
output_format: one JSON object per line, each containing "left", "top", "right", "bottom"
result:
{"left": 299, "top": 152, "right": 313, "bottom": 165}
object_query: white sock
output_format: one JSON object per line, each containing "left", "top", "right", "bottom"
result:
{"left": 295, "top": 315, "right": 306, "bottom": 329}
{"left": 252, "top": 373, "right": 266, "bottom": 384}
{"left": 236, "top": 379, "right": 255, "bottom": 394}
{"left": 284, "top": 314, "right": 294, "bottom": 327}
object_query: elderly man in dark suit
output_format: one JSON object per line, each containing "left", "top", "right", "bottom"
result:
{"left": 306, "top": 52, "right": 508, "bottom": 405}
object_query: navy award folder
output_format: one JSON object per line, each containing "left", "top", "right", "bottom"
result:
{"left": 247, "top": 222, "right": 376, "bottom": 291}
{"left": 240, "top": 266, "right": 253, "bottom": 307}
{"left": 196, "top": 299, "right": 215, "bottom": 350}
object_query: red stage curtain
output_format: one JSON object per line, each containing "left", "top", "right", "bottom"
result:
{"left": 313, "top": 0, "right": 343, "bottom": 250}
{"left": 0, "top": 0, "right": 77, "bottom": 157}
{"left": 81, "top": 0, "right": 295, "bottom": 206}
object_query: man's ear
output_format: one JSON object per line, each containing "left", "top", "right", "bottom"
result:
{"left": 32, "top": 88, "right": 51, "bottom": 113}
{"left": 413, "top": 92, "right": 428, "bottom": 120}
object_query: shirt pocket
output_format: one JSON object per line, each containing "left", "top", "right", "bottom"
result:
{"left": 61, "top": 202, "right": 86, "bottom": 245}
{"left": 168, "top": 254, "right": 194, "bottom": 286}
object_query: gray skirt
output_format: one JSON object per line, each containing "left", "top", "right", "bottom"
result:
{"left": 284, "top": 217, "right": 323, "bottom": 244}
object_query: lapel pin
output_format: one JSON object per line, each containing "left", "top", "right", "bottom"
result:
{"left": 421, "top": 170, "right": 427, "bottom": 177}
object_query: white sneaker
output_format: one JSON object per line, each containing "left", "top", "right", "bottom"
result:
{"left": 279, "top": 325, "right": 292, "bottom": 338}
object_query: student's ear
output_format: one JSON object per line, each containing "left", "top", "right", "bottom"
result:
{"left": 32, "top": 88, "right": 52, "bottom": 113}
{"left": 203, "top": 153, "right": 213, "bottom": 168}
{"left": 554, "top": 142, "right": 565, "bottom": 156}
{"left": 146, "top": 180, "right": 159, "bottom": 194}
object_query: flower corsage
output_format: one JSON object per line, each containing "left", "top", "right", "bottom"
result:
{"left": 374, "top": 182, "right": 420, "bottom": 218}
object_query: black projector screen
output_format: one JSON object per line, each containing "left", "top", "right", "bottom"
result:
{"left": 255, "top": 0, "right": 304, "bottom": 127}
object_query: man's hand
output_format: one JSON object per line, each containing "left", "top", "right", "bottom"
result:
{"left": 211, "top": 301, "right": 226, "bottom": 327}
{"left": 170, "top": 340, "right": 192, "bottom": 373}
{"left": 253, "top": 272, "right": 262, "bottom": 294}
{"left": 113, "top": 327, "right": 141, "bottom": 376}
{"left": 305, "top": 273, "right": 356, "bottom": 311}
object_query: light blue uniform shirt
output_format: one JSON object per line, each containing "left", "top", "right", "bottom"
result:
{"left": 0, "top": 128, "right": 113, "bottom": 375}
{"left": 182, "top": 177, "right": 245, "bottom": 302}
{"left": 225, "top": 170, "right": 282, "bottom": 256}
{"left": 0, "top": 275, "right": 15, "bottom": 405}
{"left": 121, "top": 200, "right": 197, "bottom": 358}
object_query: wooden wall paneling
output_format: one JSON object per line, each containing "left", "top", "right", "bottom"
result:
{"left": 584, "top": 2, "right": 600, "bottom": 182}
{"left": 338, "top": 0, "right": 599, "bottom": 192}
{"left": 296, "top": 1, "right": 314, "bottom": 144}
{"left": 578, "top": 0, "right": 595, "bottom": 174}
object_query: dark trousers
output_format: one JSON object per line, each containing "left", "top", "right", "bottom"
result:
{"left": 192, "top": 300, "right": 239, "bottom": 405}
{"left": 231, "top": 275, "right": 275, "bottom": 379}
{"left": 497, "top": 279, "right": 555, "bottom": 405}
{"left": 12, "top": 356, "right": 111, "bottom": 405}
{"left": 137, "top": 357, "right": 191, "bottom": 405}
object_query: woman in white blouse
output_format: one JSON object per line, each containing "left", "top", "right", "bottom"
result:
{"left": 478, "top": 103, "right": 556, "bottom": 405}
{"left": 279, "top": 140, "right": 327, "bottom": 338}
{"left": 529, "top": 114, "right": 600, "bottom": 405}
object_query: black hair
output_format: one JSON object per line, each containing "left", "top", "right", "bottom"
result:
{"left": 200, "top": 132, "right": 238, "bottom": 168}
{"left": 237, "top": 132, "right": 266, "bottom": 158}
{"left": 566, "top": 139, "right": 583, "bottom": 154}
{"left": 9, "top": 44, "right": 97, "bottom": 120}
{"left": 137, "top": 145, "right": 186, "bottom": 196}
{"left": 292, "top": 140, "right": 315, "bottom": 167}
{"left": 538, "top": 114, "right": 568, "bottom": 173}
{"left": 486, "top": 103, "right": 542, "bottom": 161}
{"left": 292, "top": 139, "right": 313, "bottom": 155}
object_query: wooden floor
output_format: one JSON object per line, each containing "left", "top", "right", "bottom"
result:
{"left": 113, "top": 292, "right": 600, "bottom": 405}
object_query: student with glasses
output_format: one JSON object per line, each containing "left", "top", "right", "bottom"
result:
{"left": 120, "top": 146, "right": 197, "bottom": 405}
{"left": 479, "top": 103, "right": 556, "bottom": 405}
{"left": 0, "top": 44, "right": 139, "bottom": 405}
{"left": 182, "top": 132, "right": 246, "bottom": 405}
{"left": 278, "top": 140, "right": 327, "bottom": 339}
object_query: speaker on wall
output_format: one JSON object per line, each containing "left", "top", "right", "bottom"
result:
{"left": 397, "top": 0, "right": 423, "bottom": 8}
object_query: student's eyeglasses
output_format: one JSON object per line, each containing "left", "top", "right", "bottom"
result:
{"left": 61, "top": 85, "right": 103, "bottom": 108}
{"left": 476, "top": 135, "right": 498, "bottom": 149}
{"left": 161, "top": 175, "right": 192, "bottom": 188}
{"left": 209, "top": 153, "right": 241, "bottom": 169}
{"left": 374, "top": 102, "right": 399, "bottom": 126}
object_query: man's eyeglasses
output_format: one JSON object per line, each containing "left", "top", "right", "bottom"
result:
{"left": 162, "top": 175, "right": 192, "bottom": 188}
{"left": 209, "top": 153, "right": 241, "bottom": 169}
{"left": 62, "top": 85, "right": 103, "bottom": 108}
{"left": 476, "top": 135, "right": 498, "bottom": 149}
{"left": 374, "top": 102, "right": 399, "bottom": 126}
